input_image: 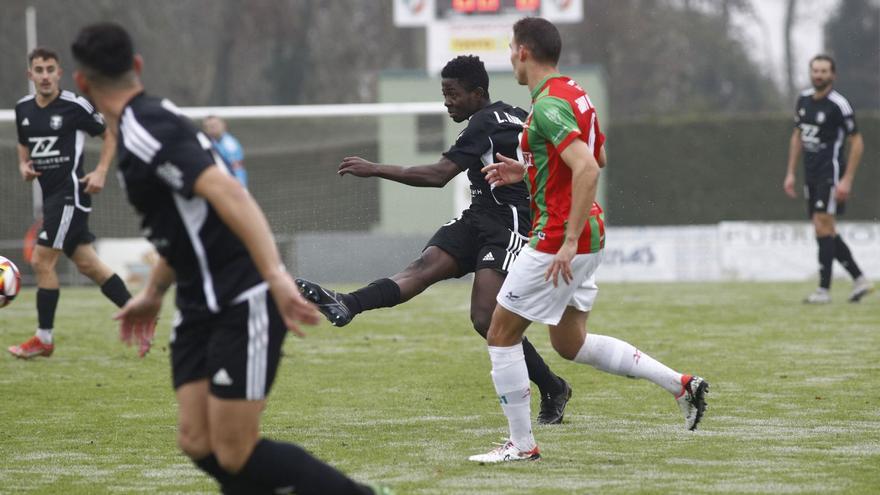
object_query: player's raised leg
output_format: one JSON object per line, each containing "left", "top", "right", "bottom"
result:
{"left": 831, "top": 234, "right": 874, "bottom": 302}
{"left": 550, "top": 305, "right": 709, "bottom": 431}
{"left": 296, "top": 246, "right": 458, "bottom": 327}
{"left": 8, "top": 244, "right": 61, "bottom": 358}
{"left": 471, "top": 267, "right": 571, "bottom": 425}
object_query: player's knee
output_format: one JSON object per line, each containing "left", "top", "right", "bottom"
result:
{"left": 470, "top": 310, "right": 491, "bottom": 337}
{"left": 73, "top": 257, "right": 96, "bottom": 277}
{"left": 31, "top": 253, "right": 55, "bottom": 275}
{"left": 177, "top": 423, "right": 211, "bottom": 460}
{"left": 552, "top": 341, "right": 578, "bottom": 361}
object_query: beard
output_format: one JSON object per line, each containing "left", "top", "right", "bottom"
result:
{"left": 812, "top": 79, "right": 831, "bottom": 91}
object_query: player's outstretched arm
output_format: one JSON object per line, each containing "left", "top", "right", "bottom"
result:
{"left": 114, "top": 256, "right": 171, "bottom": 356}
{"left": 193, "top": 166, "right": 320, "bottom": 335}
{"left": 338, "top": 156, "right": 461, "bottom": 187}
{"left": 784, "top": 128, "right": 801, "bottom": 199}
{"left": 81, "top": 127, "right": 117, "bottom": 194}
{"left": 546, "top": 140, "right": 600, "bottom": 287}
{"left": 836, "top": 132, "right": 863, "bottom": 202}
{"left": 17, "top": 144, "right": 40, "bottom": 182}
{"left": 482, "top": 153, "right": 527, "bottom": 187}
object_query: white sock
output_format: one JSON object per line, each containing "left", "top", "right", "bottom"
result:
{"left": 35, "top": 328, "right": 53, "bottom": 344}
{"left": 573, "top": 333, "right": 683, "bottom": 395}
{"left": 488, "top": 344, "right": 535, "bottom": 451}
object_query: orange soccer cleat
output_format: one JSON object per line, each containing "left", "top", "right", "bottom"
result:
{"left": 8, "top": 335, "right": 54, "bottom": 359}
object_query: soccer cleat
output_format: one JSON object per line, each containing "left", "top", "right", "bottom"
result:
{"left": 365, "top": 483, "right": 396, "bottom": 495}
{"left": 537, "top": 378, "right": 572, "bottom": 425}
{"left": 676, "top": 375, "right": 709, "bottom": 431}
{"left": 295, "top": 278, "right": 353, "bottom": 327}
{"left": 468, "top": 440, "right": 541, "bottom": 463}
{"left": 8, "top": 336, "right": 54, "bottom": 359}
{"left": 849, "top": 277, "right": 874, "bottom": 303}
{"left": 803, "top": 288, "right": 831, "bottom": 304}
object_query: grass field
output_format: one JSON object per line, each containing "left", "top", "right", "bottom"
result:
{"left": 1, "top": 281, "right": 878, "bottom": 494}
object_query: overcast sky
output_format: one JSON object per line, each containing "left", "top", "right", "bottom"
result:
{"left": 732, "top": 0, "right": 842, "bottom": 94}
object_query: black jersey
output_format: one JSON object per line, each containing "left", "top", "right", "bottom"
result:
{"left": 794, "top": 88, "right": 858, "bottom": 184}
{"left": 15, "top": 90, "right": 106, "bottom": 210}
{"left": 117, "top": 92, "right": 261, "bottom": 320}
{"left": 443, "top": 101, "right": 530, "bottom": 211}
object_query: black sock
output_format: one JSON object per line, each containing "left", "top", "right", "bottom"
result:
{"left": 194, "top": 454, "right": 233, "bottom": 486}
{"left": 36, "top": 288, "right": 60, "bottom": 330}
{"left": 522, "top": 337, "right": 563, "bottom": 396}
{"left": 238, "top": 438, "right": 373, "bottom": 495}
{"left": 817, "top": 235, "right": 835, "bottom": 289}
{"left": 344, "top": 278, "right": 402, "bottom": 316}
{"left": 834, "top": 235, "right": 863, "bottom": 279}
{"left": 100, "top": 274, "right": 131, "bottom": 308}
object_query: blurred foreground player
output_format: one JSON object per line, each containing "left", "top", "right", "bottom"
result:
{"left": 296, "top": 55, "right": 573, "bottom": 424}
{"left": 469, "top": 18, "right": 708, "bottom": 463}
{"left": 784, "top": 54, "right": 872, "bottom": 304}
{"left": 9, "top": 47, "right": 145, "bottom": 359}
{"left": 71, "top": 22, "right": 392, "bottom": 494}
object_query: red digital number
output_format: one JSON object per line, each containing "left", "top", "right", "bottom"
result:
{"left": 452, "top": 0, "right": 477, "bottom": 13}
{"left": 477, "top": 0, "right": 500, "bottom": 12}
{"left": 516, "top": 0, "right": 540, "bottom": 12}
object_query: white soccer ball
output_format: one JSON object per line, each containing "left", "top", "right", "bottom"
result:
{"left": 0, "top": 256, "right": 22, "bottom": 308}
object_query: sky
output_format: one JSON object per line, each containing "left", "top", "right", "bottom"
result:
{"left": 731, "top": 0, "right": 842, "bottom": 93}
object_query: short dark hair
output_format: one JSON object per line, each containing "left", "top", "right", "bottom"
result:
{"left": 28, "top": 47, "right": 59, "bottom": 65}
{"left": 513, "top": 17, "right": 561, "bottom": 65}
{"left": 441, "top": 55, "right": 490, "bottom": 97}
{"left": 810, "top": 54, "right": 836, "bottom": 73}
{"left": 71, "top": 22, "right": 135, "bottom": 78}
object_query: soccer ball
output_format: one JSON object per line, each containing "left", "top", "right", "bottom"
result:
{"left": 0, "top": 256, "right": 22, "bottom": 308}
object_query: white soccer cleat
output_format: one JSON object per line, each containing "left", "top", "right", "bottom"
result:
{"left": 676, "top": 375, "right": 709, "bottom": 431}
{"left": 849, "top": 277, "right": 874, "bottom": 303}
{"left": 468, "top": 440, "right": 540, "bottom": 463}
{"left": 803, "top": 288, "right": 831, "bottom": 304}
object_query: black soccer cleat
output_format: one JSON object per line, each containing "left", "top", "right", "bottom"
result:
{"left": 537, "top": 378, "right": 572, "bottom": 425}
{"left": 295, "top": 278, "right": 353, "bottom": 327}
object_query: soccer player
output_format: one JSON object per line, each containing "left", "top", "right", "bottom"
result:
{"left": 468, "top": 18, "right": 709, "bottom": 463}
{"left": 8, "top": 47, "right": 145, "bottom": 359}
{"left": 71, "top": 23, "right": 390, "bottom": 494}
{"left": 203, "top": 115, "right": 248, "bottom": 187}
{"left": 784, "top": 54, "right": 873, "bottom": 304}
{"left": 296, "top": 55, "right": 573, "bottom": 424}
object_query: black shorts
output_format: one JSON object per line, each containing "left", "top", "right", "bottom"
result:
{"left": 426, "top": 206, "right": 530, "bottom": 277}
{"left": 170, "top": 285, "right": 287, "bottom": 400}
{"left": 38, "top": 199, "right": 96, "bottom": 257}
{"left": 804, "top": 181, "right": 846, "bottom": 217}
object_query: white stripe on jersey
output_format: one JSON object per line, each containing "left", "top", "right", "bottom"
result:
{"left": 172, "top": 193, "right": 220, "bottom": 313}
{"left": 72, "top": 130, "right": 91, "bottom": 212}
{"left": 60, "top": 90, "right": 95, "bottom": 114}
{"left": 17, "top": 94, "right": 35, "bottom": 104}
{"left": 828, "top": 91, "right": 854, "bottom": 116}
{"left": 53, "top": 205, "right": 75, "bottom": 249}
{"left": 832, "top": 127, "right": 844, "bottom": 183}
{"left": 246, "top": 289, "right": 270, "bottom": 400}
{"left": 587, "top": 112, "right": 597, "bottom": 154}
{"left": 121, "top": 107, "right": 162, "bottom": 163}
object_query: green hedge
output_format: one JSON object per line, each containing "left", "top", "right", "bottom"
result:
{"left": 606, "top": 114, "right": 879, "bottom": 225}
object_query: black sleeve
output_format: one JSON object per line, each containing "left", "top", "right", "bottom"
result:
{"left": 72, "top": 96, "right": 106, "bottom": 137}
{"left": 15, "top": 106, "right": 27, "bottom": 145}
{"left": 793, "top": 98, "right": 803, "bottom": 128}
{"left": 442, "top": 117, "right": 489, "bottom": 171}
{"left": 150, "top": 117, "right": 215, "bottom": 199}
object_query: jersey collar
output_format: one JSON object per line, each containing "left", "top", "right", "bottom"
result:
{"left": 531, "top": 73, "right": 563, "bottom": 101}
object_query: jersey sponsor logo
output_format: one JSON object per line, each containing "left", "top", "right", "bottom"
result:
{"left": 156, "top": 162, "right": 185, "bottom": 190}
{"left": 799, "top": 123, "right": 821, "bottom": 151}
{"left": 212, "top": 368, "right": 233, "bottom": 386}
{"left": 28, "top": 136, "right": 61, "bottom": 158}
{"left": 492, "top": 111, "right": 525, "bottom": 126}
{"left": 482, "top": 252, "right": 495, "bottom": 261}
{"left": 49, "top": 114, "right": 63, "bottom": 130}
{"left": 21, "top": 118, "right": 30, "bottom": 126}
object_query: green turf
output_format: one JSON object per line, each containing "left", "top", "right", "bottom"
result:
{"left": 1, "top": 281, "right": 878, "bottom": 494}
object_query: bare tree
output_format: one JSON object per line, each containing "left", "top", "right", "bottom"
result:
{"left": 784, "top": 0, "right": 799, "bottom": 102}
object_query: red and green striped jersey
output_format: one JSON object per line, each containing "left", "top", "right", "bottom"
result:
{"left": 521, "top": 74, "right": 606, "bottom": 254}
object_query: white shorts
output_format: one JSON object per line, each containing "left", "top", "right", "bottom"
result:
{"left": 496, "top": 245, "right": 603, "bottom": 326}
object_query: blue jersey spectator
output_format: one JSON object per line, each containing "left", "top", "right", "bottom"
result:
{"left": 202, "top": 115, "right": 247, "bottom": 187}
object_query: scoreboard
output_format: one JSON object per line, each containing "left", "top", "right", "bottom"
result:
{"left": 438, "top": 0, "right": 541, "bottom": 18}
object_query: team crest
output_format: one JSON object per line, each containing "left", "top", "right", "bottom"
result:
{"left": 816, "top": 111, "right": 825, "bottom": 124}
{"left": 49, "top": 114, "right": 63, "bottom": 130}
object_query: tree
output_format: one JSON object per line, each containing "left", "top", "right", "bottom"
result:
{"left": 824, "top": 0, "right": 880, "bottom": 110}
